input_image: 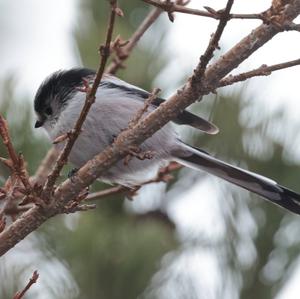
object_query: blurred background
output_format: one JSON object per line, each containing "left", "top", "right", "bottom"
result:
{"left": 1, "top": 0, "right": 300, "bottom": 298}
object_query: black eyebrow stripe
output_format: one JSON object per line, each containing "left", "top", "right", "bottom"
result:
{"left": 100, "top": 81, "right": 219, "bottom": 134}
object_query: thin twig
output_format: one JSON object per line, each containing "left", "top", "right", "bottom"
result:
{"left": 0, "top": 116, "right": 32, "bottom": 192}
{"left": 106, "top": 7, "right": 162, "bottom": 74}
{"left": 42, "top": 0, "right": 119, "bottom": 198}
{"left": 30, "top": 147, "right": 59, "bottom": 186}
{"left": 219, "top": 58, "right": 300, "bottom": 87}
{"left": 191, "top": 0, "right": 234, "bottom": 88}
{"left": 13, "top": 270, "right": 39, "bottom": 299}
{"left": 86, "top": 185, "right": 128, "bottom": 201}
{"left": 142, "top": 0, "right": 264, "bottom": 21}
{"left": 61, "top": 202, "right": 96, "bottom": 214}
{"left": 106, "top": 0, "right": 189, "bottom": 74}
{"left": 86, "top": 162, "right": 182, "bottom": 201}
{"left": 127, "top": 87, "right": 161, "bottom": 129}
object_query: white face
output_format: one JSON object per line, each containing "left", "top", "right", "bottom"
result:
{"left": 35, "top": 90, "right": 88, "bottom": 144}
{"left": 34, "top": 69, "right": 96, "bottom": 133}
{"left": 34, "top": 96, "right": 61, "bottom": 131}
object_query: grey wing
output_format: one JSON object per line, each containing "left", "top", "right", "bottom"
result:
{"left": 100, "top": 76, "right": 219, "bottom": 135}
{"left": 152, "top": 97, "right": 219, "bottom": 135}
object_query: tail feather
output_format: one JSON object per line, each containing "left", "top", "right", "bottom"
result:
{"left": 176, "top": 144, "right": 300, "bottom": 215}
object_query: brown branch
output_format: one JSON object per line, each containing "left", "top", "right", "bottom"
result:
{"left": 127, "top": 87, "right": 161, "bottom": 129}
{"left": 106, "top": 0, "right": 189, "bottom": 74}
{"left": 86, "top": 185, "right": 128, "bottom": 201}
{"left": 1, "top": 0, "right": 300, "bottom": 257}
{"left": 142, "top": 0, "right": 264, "bottom": 21}
{"left": 0, "top": 215, "right": 6, "bottom": 233}
{"left": 30, "top": 147, "right": 59, "bottom": 186}
{"left": 0, "top": 116, "right": 32, "bottom": 193}
{"left": 47, "top": 187, "right": 95, "bottom": 214}
{"left": 283, "top": 22, "right": 300, "bottom": 31}
{"left": 106, "top": 7, "right": 162, "bottom": 74}
{"left": 219, "top": 58, "right": 300, "bottom": 87}
{"left": 13, "top": 270, "right": 39, "bottom": 299}
{"left": 42, "top": 0, "right": 119, "bottom": 197}
{"left": 61, "top": 202, "right": 96, "bottom": 214}
{"left": 191, "top": 0, "right": 234, "bottom": 89}
{"left": 86, "top": 162, "right": 182, "bottom": 201}
{"left": 137, "top": 161, "right": 182, "bottom": 184}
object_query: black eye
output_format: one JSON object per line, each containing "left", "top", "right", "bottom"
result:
{"left": 45, "top": 107, "right": 52, "bottom": 116}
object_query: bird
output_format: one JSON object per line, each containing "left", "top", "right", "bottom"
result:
{"left": 34, "top": 68, "right": 300, "bottom": 214}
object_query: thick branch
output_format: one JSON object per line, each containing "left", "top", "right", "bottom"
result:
{"left": 1, "top": 0, "right": 300, "bottom": 257}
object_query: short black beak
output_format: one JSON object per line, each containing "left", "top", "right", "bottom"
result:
{"left": 34, "top": 120, "right": 43, "bottom": 128}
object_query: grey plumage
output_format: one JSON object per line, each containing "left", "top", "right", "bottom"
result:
{"left": 34, "top": 68, "right": 300, "bottom": 215}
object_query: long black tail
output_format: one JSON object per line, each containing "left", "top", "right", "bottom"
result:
{"left": 176, "top": 144, "right": 300, "bottom": 215}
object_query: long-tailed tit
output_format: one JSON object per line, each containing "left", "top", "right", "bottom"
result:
{"left": 34, "top": 68, "right": 300, "bottom": 214}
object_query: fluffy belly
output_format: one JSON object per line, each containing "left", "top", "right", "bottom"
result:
{"left": 98, "top": 157, "right": 169, "bottom": 187}
{"left": 67, "top": 137, "right": 170, "bottom": 187}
